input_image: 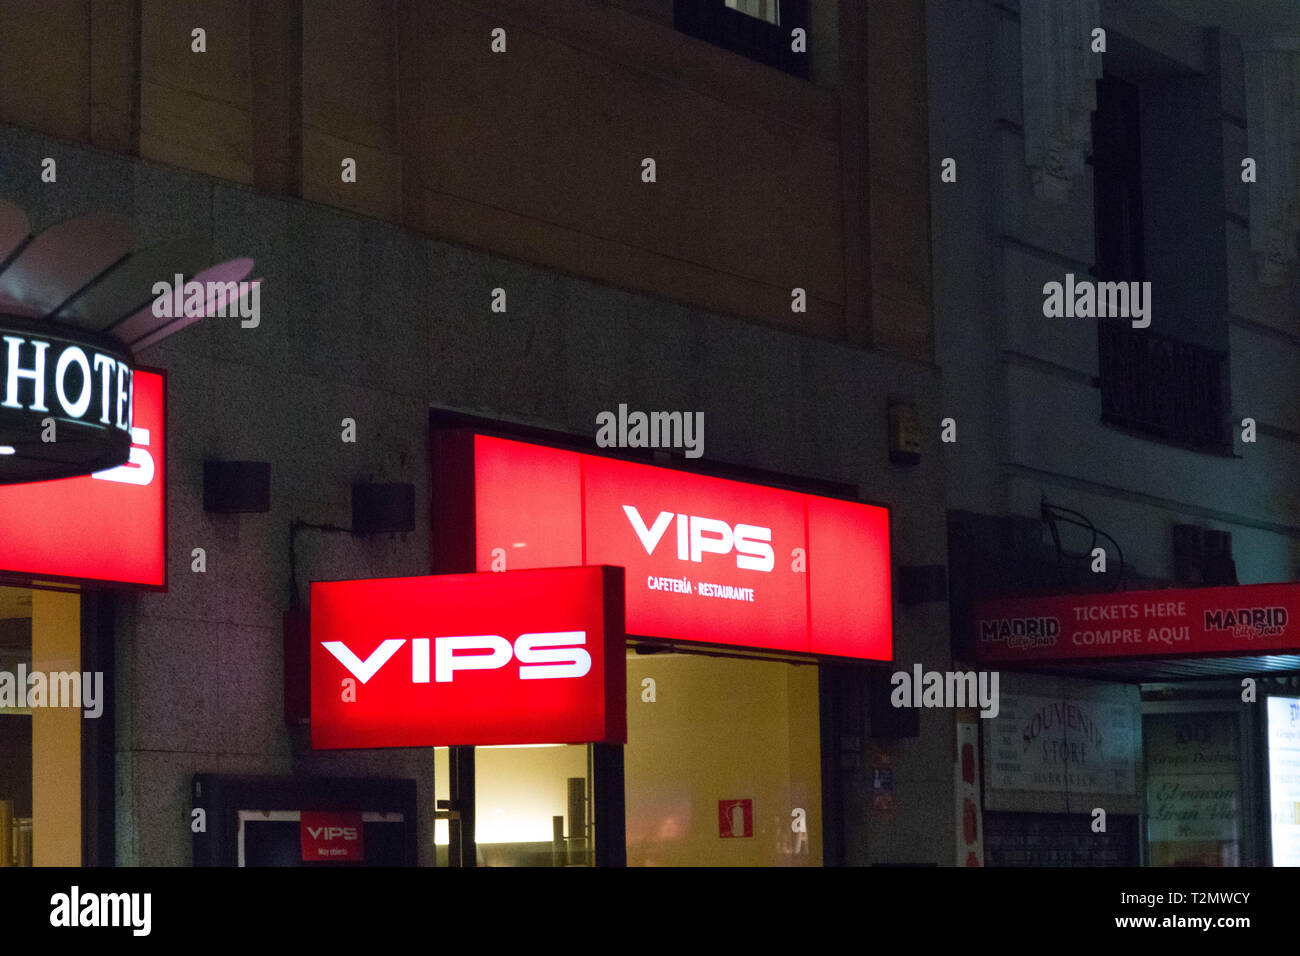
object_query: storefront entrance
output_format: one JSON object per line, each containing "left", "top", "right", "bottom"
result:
{"left": 623, "top": 649, "right": 821, "bottom": 866}
{"left": 0, "top": 584, "right": 84, "bottom": 867}
{"left": 431, "top": 648, "right": 823, "bottom": 866}
{"left": 434, "top": 743, "right": 595, "bottom": 867}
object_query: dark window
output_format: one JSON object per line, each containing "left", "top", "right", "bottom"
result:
{"left": 674, "top": 0, "right": 810, "bottom": 79}
{"left": 1091, "top": 74, "right": 1231, "bottom": 454}
{"left": 1091, "top": 74, "right": 1144, "bottom": 282}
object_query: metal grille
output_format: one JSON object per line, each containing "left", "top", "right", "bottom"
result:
{"left": 1098, "top": 320, "right": 1231, "bottom": 453}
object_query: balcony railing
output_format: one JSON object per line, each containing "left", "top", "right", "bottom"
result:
{"left": 1097, "top": 320, "right": 1232, "bottom": 454}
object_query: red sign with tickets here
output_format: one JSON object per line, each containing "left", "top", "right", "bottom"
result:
{"left": 974, "top": 582, "right": 1300, "bottom": 663}
{"left": 0, "top": 370, "right": 165, "bottom": 588}
{"left": 434, "top": 432, "right": 892, "bottom": 661}
{"left": 310, "top": 566, "right": 626, "bottom": 749}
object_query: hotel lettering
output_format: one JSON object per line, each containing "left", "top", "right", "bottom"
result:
{"left": 2, "top": 332, "right": 133, "bottom": 435}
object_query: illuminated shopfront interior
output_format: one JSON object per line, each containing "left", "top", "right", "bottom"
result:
{"left": 0, "top": 584, "right": 82, "bottom": 867}
{"left": 434, "top": 647, "right": 822, "bottom": 866}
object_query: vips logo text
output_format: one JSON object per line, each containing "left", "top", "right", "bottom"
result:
{"left": 978, "top": 616, "right": 1060, "bottom": 649}
{"left": 623, "top": 505, "right": 775, "bottom": 572}
{"left": 1205, "top": 606, "right": 1288, "bottom": 639}
{"left": 309, "top": 569, "right": 625, "bottom": 748}
{"left": 307, "top": 825, "right": 358, "bottom": 842}
{"left": 322, "top": 632, "right": 591, "bottom": 684}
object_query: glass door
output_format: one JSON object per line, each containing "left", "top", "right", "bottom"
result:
{"left": 1142, "top": 695, "right": 1254, "bottom": 866}
{"left": 435, "top": 744, "right": 596, "bottom": 866}
{"left": 0, "top": 584, "right": 83, "bottom": 867}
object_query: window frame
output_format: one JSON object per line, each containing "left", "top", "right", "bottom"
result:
{"left": 673, "top": 0, "right": 811, "bottom": 79}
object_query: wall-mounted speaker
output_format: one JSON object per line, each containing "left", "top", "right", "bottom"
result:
{"left": 203, "top": 460, "right": 271, "bottom": 513}
{"left": 352, "top": 482, "right": 415, "bottom": 534}
{"left": 897, "top": 564, "right": 948, "bottom": 604}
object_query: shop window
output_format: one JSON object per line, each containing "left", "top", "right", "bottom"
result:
{"left": 0, "top": 586, "right": 82, "bottom": 867}
{"left": 674, "top": 0, "right": 810, "bottom": 78}
{"left": 435, "top": 744, "right": 595, "bottom": 867}
{"left": 432, "top": 649, "right": 823, "bottom": 867}
{"left": 1265, "top": 695, "right": 1300, "bottom": 866}
{"left": 623, "top": 650, "right": 821, "bottom": 866}
{"left": 1144, "top": 709, "right": 1246, "bottom": 866}
{"left": 984, "top": 812, "right": 1139, "bottom": 866}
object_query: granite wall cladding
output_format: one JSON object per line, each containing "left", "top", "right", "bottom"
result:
{"left": 1, "top": 121, "right": 949, "bottom": 866}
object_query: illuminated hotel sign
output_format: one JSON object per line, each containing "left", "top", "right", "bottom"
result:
{"left": 0, "top": 369, "right": 165, "bottom": 588}
{"left": 432, "top": 432, "right": 893, "bottom": 661}
{"left": 974, "top": 582, "right": 1300, "bottom": 663}
{"left": 0, "top": 318, "right": 136, "bottom": 483}
{"left": 310, "top": 567, "right": 626, "bottom": 749}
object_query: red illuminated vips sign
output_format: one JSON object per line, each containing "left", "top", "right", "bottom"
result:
{"left": 310, "top": 566, "right": 626, "bottom": 749}
{"left": 0, "top": 369, "right": 165, "bottom": 587}
{"left": 974, "top": 582, "right": 1300, "bottom": 663}
{"left": 432, "top": 433, "right": 892, "bottom": 660}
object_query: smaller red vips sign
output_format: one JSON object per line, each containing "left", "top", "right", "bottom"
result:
{"left": 300, "top": 811, "right": 365, "bottom": 862}
{"left": 310, "top": 566, "right": 626, "bottom": 749}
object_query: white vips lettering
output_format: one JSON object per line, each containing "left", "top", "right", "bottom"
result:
{"left": 306, "top": 826, "right": 359, "bottom": 841}
{"left": 2, "top": 333, "right": 132, "bottom": 433}
{"left": 622, "top": 505, "right": 775, "bottom": 572}
{"left": 321, "top": 631, "right": 591, "bottom": 684}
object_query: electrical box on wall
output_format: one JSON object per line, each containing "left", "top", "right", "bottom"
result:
{"left": 352, "top": 482, "right": 415, "bottom": 534}
{"left": 869, "top": 671, "right": 920, "bottom": 739}
{"left": 888, "top": 402, "right": 921, "bottom": 465}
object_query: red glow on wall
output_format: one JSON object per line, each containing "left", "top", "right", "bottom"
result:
{"left": 465, "top": 434, "right": 892, "bottom": 661}
{"left": 0, "top": 369, "right": 165, "bottom": 588}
